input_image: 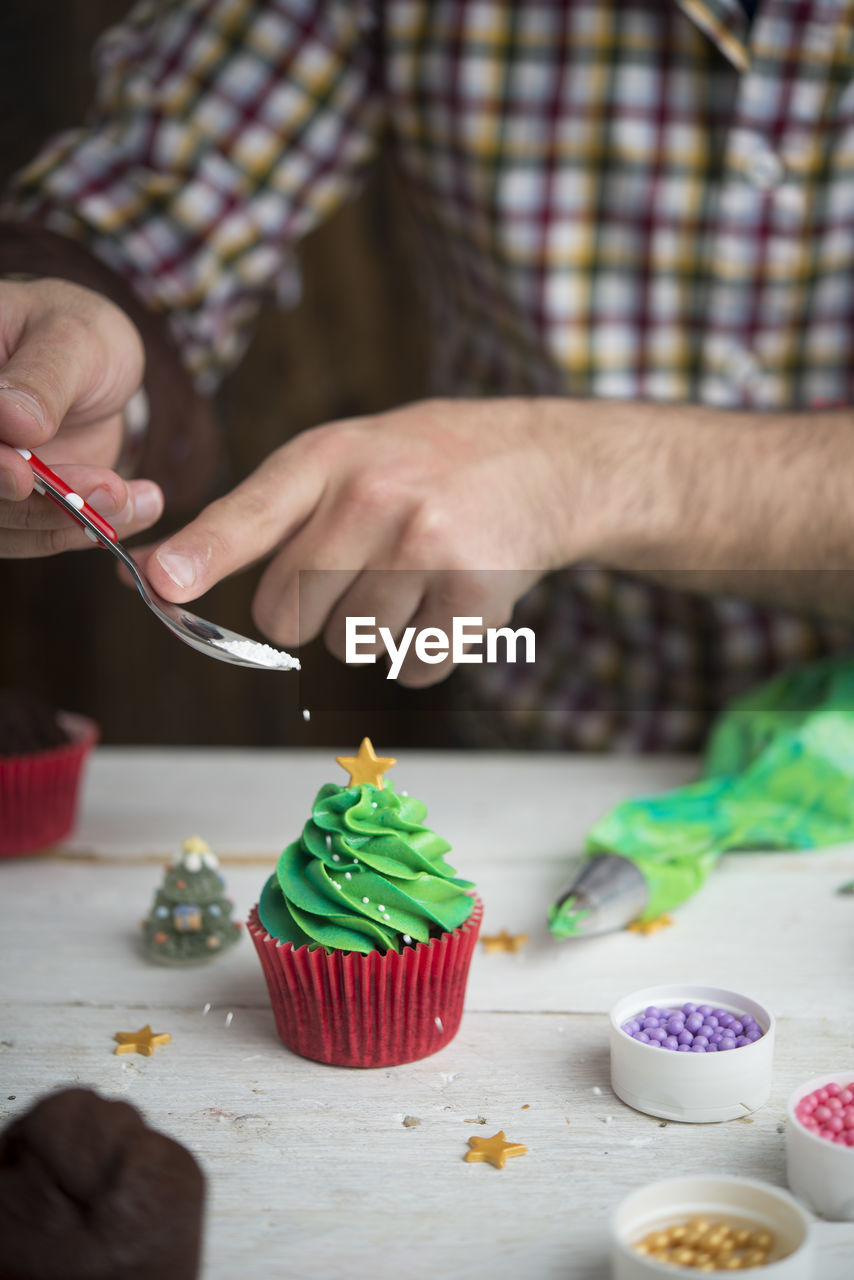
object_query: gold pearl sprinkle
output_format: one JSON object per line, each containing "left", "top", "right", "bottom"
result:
{"left": 631, "top": 1218, "right": 776, "bottom": 1270}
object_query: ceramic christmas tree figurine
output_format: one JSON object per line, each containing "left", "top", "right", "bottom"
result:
{"left": 142, "top": 836, "right": 241, "bottom": 963}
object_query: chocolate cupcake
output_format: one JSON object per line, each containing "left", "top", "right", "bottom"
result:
{"left": 0, "top": 690, "right": 98, "bottom": 856}
{"left": 0, "top": 1088, "right": 204, "bottom": 1279}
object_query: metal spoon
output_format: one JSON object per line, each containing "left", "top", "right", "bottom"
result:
{"left": 18, "top": 449, "right": 300, "bottom": 672}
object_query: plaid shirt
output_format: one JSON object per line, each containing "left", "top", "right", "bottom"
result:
{"left": 4, "top": 0, "right": 854, "bottom": 750}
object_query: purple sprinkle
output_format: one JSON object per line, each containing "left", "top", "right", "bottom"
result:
{"left": 622, "top": 1001, "right": 765, "bottom": 1052}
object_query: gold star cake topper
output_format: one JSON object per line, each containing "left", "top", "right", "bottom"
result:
{"left": 464, "top": 1130, "right": 528, "bottom": 1169}
{"left": 335, "top": 738, "right": 397, "bottom": 789}
{"left": 480, "top": 929, "right": 529, "bottom": 953}
{"left": 113, "top": 1025, "right": 172, "bottom": 1057}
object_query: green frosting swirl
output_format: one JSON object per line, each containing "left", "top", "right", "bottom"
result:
{"left": 258, "top": 781, "right": 475, "bottom": 954}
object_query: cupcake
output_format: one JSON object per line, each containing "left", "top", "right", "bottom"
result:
{"left": 0, "top": 1087, "right": 205, "bottom": 1280}
{"left": 248, "top": 738, "right": 482, "bottom": 1067}
{"left": 0, "top": 689, "right": 99, "bottom": 857}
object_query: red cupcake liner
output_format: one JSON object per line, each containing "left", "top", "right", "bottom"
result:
{"left": 248, "top": 895, "right": 482, "bottom": 1068}
{"left": 0, "top": 713, "right": 99, "bottom": 857}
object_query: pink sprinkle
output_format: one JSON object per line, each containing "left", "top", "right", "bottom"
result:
{"left": 796, "top": 1081, "right": 854, "bottom": 1144}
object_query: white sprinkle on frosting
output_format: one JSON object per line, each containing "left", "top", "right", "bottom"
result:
{"left": 302, "top": 708, "right": 311, "bottom": 720}
{"left": 362, "top": 897, "right": 369, "bottom": 904}
{"left": 435, "top": 1017, "right": 444, "bottom": 1032}
{"left": 332, "top": 853, "right": 340, "bottom": 861}
{"left": 403, "top": 934, "right": 412, "bottom": 944}
{"left": 345, "top": 872, "right": 352, "bottom": 880}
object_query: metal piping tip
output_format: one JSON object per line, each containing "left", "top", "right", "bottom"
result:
{"left": 549, "top": 852, "right": 649, "bottom": 938}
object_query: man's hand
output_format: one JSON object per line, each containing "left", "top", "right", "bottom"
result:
{"left": 143, "top": 399, "right": 580, "bottom": 685}
{"left": 0, "top": 277, "right": 163, "bottom": 554}
{"left": 142, "top": 390, "right": 854, "bottom": 684}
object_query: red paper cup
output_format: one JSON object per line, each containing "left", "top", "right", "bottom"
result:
{"left": 0, "top": 712, "right": 99, "bottom": 857}
{"left": 248, "top": 895, "right": 482, "bottom": 1068}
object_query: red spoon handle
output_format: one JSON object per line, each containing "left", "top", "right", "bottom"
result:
{"left": 16, "top": 448, "right": 119, "bottom": 543}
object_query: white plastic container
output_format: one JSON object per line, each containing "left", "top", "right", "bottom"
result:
{"left": 786, "top": 1071, "right": 854, "bottom": 1221}
{"left": 610, "top": 984, "right": 775, "bottom": 1123}
{"left": 611, "top": 1175, "right": 814, "bottom": 1279}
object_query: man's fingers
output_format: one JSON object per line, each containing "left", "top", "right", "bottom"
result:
{"left": 0, "top": 442, "right": 36, "bottom": 501}
{"left": 148, "top": 441, "right": 327, "bottom": 601}
{"left": 323, "top": 570, "right": 425, "bottom": 664}
{"left": 0, "top": 471, "right": 163, "bottom": 558}
{"left": 0, "top": 293, "right": 143, "bottom": 448}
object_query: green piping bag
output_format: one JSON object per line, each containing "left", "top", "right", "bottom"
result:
{"left": 549, "top": 656, "right": 854, "bottom": 938}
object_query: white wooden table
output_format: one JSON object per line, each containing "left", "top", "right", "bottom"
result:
{"left": 2, "top": 749, "right": 854, "bottom": 1279}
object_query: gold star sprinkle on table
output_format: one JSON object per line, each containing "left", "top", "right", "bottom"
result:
{"left": 626, "top": 914, "right": 674, "bottom": 936}
{"left": 335, "top": 738, "right": 397, "bottom": 789}
{"left": 113, "top": 1025, "right": 172, "bottom": 1057}
{"left": 464, "top": 1130, "right": 527, "bottom": 1169}
{"left": 480, "top": 929, "right": 529, "bottom": 953}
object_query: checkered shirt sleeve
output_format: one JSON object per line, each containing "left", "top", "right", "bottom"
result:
{"left": 2, "top": 0, "right": 384, "bottom": 390}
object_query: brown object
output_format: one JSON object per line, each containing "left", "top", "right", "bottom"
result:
{"left": 0, "top": 1087, "right": 205, "bottom": 1280}
{"left": 0, "top": 690, "right": 69, "bottom": 756}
